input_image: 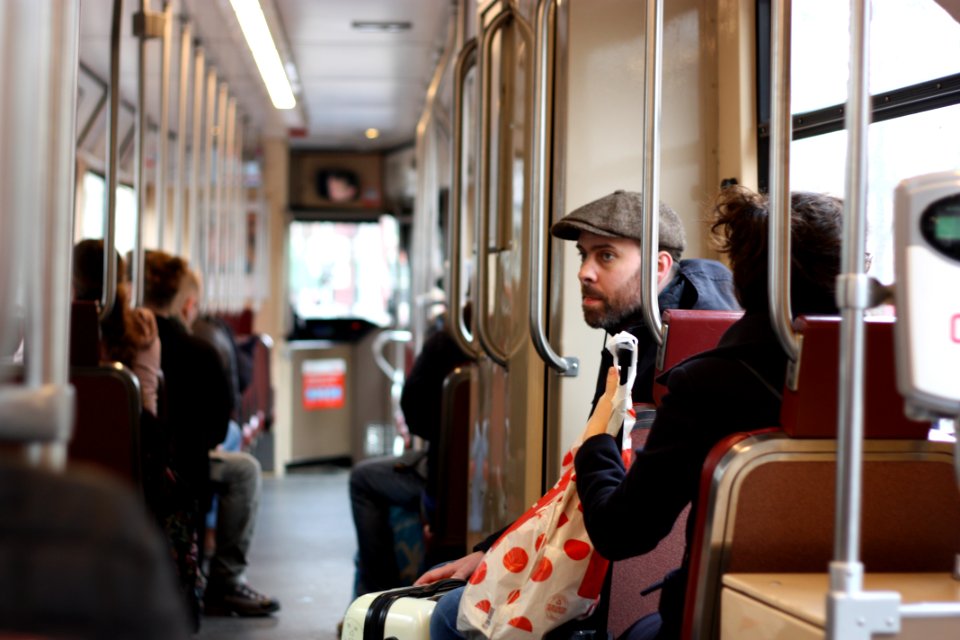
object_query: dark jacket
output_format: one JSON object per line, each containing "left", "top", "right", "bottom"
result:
{"left": 574, "top": 311, "right": 786, "bottom": 637}
{"left": 399, "top": 326, "right": 472, "bottom": 499}
{"left": 155, "top": 315, "right": 233, "bottom": 509}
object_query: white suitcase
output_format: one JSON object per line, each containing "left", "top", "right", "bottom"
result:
{"left": 340, "top": 579, "right": 465, "bottom": 640}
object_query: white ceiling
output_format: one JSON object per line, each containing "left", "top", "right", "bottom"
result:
{"left": 76, "top": 0, "right": 454, "bottom": 157}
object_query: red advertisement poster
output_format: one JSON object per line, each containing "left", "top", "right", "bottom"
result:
{"left": 302, "top": 358, "right": 346, "bottom": 410}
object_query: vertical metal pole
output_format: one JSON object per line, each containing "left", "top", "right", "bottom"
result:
{"left": 189, "top": 45, "right": 205, "bottom": 268}
{"left": 131, "top": 0, "right": 150, "bottom": 307}
{"left": 639, "top": 0, "right": 664, "bottom": 346}
{"left": 233, "top": 121, "right": 245, "bottom": 311}
{"left": 156, "top": 1, "right": 172, "bottom": 251}
{"left": 100, "top": 0, "right": 123, "bottom": 321}
{"left": 202, "top": 68, "right": 217, "bottom": 305}
{"left": 213, "top": 87, "right": 230, "bottom": 310}
{"left": 173, "top": 20, "right": 191, "bottom": 256}
{"left": 768, "top": 0, "right": 800, "bottom": 361}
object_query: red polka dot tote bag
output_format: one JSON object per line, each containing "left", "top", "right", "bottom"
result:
{"left": 457, "top": 333, "right": 638, "bottom": 638}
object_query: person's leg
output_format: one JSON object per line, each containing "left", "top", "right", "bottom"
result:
{"left": 350, "top": 455, "right": 424, "bottom": 596}
{"left": 429, "top": 586, "right": 466, "bottom": 640}
{"left": 206, "top": 451, "right": 279, "bottom": 616}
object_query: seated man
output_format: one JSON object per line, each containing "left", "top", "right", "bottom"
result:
{"left": 349, "top": 310, "right": 473, "bottom": 597}
{"left": 417, "top": 189, "right": 740, "bottom": 639}
{"left": 144, "top": 251, "right": 279, "bottom": 617}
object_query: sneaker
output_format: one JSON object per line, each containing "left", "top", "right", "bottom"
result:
{"left": 204, "top": 582, "right": 281, "bottom": 617}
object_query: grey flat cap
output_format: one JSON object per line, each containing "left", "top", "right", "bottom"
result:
{"left": 550, "top": 189, "right": 686, "bottom": 253}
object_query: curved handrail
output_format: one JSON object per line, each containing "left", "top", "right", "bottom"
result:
{"left": 99, "top": 0, "right": 123, "bottom": 320}
{"left": 372, "top": 330, "right": 413, "bottom": 384}
{"left": 474, "top": 9, "right": 513, "bottom": 367}
{"left": 447, "top": 38, "right": 481, "bottom": 358}
{"left": 528, "top": 0, "right": 578, "bottom": 376}
{"left": 767, "top": 0, "right": 799, "bottom": 361}
{"left": 639, "top": 0, "right": 664, "bottom": 346}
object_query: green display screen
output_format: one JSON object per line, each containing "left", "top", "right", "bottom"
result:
{"left": 934, "top": 212, "right": 960, "bottom": 241}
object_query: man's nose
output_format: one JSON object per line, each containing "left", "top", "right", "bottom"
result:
{"left": 578, "top": 259, "right": 596, "bottom": 283}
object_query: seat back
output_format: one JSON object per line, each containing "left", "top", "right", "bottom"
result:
{"left": 781, "top": 316, "right": 931, "bottom": 438}
{"left": 68, "top": 363, "right": 142, "bottom": 487}
{"left": 240, "top": 334, "right": 274, "bottom": 437}
{"left": 429, "top": 365, "right": 473, "bottom": 556}
{"left": 682, "top": 432, "right": 959, "bottom": 639}
{"left": 652, "top": 310, "right": 743, "bottom": 406}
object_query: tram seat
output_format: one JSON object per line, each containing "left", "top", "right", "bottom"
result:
{"left": 238, "top": 333, "right": 274, "bottom": 446}
{"left": 680, "top": 315, "right": 956, "bottom": 639}
{"left": 425, "top": 365, "right": 473, "bottom": 561}
{"left": 609, "top": 309, "right": 743, "bottom": 637}
{"left": 67, "top": 301, "right": 143, "bottom": 487}
{"left": 781, "top": 315, "right": 931, "bottom": 438}
{"left": 652, "top": 309, "right": 744, "bottom": 406}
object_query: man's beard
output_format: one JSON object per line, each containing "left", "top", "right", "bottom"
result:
{"left": 581, "top": 268, "right": 643, "bottom": 333}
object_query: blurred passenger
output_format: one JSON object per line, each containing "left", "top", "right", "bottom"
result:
{"left": 72, "top": 239, "right": 202, "bottom": 628}
{"left": 575, "top": 187, "right": 843, "bottom": 639}
{"left": 349, "top": 308, "right": 473, "bottom": 597}
{"left": 419, "top": 190, "right": 739, "bottom": 639}
{"left": 144, "top": 252, "right": 280, "bottom": 617}
{"left": 0, "top": 453, "right": 191, "bottom": 639}
{"left": 72, "top": 239, "right": 159, "bottom": 415}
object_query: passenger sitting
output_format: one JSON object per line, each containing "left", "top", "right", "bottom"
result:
{"left": 349, "top": 307, "right": 473, "bottom": 597}
{"left": 72, "top": 239, "right": 160, "bottom": 416}
{"left": 144, "top": 252, "right": 280, "bottom": 618}
{"left": 72, "top": 239, "right": 202, "bottom": 629}
{"left": 575, "top": 187, "right": 844, "bottom": 639}
{"left": 418, "top": 190, "right": 739, "bottom": 639}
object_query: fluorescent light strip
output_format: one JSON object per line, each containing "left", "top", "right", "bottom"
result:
{"left": 229, "top": 0, "right": 296, "bottom": 110}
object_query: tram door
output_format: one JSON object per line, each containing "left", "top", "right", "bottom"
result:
{"left": 467, "top": 0, "right": 546, "bottom": 547}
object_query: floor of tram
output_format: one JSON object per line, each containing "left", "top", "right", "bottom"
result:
{"left": 197, "top": 465, "right": 356, "bottom": 640}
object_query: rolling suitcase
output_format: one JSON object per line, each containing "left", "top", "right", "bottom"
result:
{"left": 341, "top": 578, "right": 465, "bottom": 640}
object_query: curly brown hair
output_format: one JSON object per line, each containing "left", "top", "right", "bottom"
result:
{"left": 143, "top": 250, "right": 190, "bottom": 312}
{"left": 711, "top": 186, "right": 843, "bottom": 316}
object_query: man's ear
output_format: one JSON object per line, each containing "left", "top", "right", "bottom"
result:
{"left": 656, "top": 251, "right": 675, "bottom": 290}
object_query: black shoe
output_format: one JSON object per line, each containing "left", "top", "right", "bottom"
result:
{"left": 205, "top": 582, "right": 281, "bottom": 617}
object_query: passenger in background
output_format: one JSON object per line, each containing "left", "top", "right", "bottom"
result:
{"left": 73, "top": 239, "right": 202, "bottom": 629}
{"left": 349, "top": 306, "right": 473, "bottom": 597}
{"left": 420, "top": 189, "right": 739, "bottom": 639}
{"left": 575, "top": 187, "right": 843, "bottom": 639}
{"left": 72, "top": 239, "right": 160, "bottom": 416}
{"left": 144, "top": 252, "right": 280, "bottom": 618}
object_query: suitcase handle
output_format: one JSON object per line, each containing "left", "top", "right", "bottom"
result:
{"left": 363, "top": 579, "right": 467, "bottom": 640}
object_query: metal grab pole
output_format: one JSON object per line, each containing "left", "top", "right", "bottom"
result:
{"left": 639, "top": 0, "right": 664, "bottom": 346}
{"left": 474, "top": 10, "right": 512, "bottom": 367}
{"left": 100, "top": 0, "right": 124, "bottom": 321}
{"left": 189, "top": 45, "right": 205, "bottom": 268}
{"left": 173, "top": 20, "right": 191, "bottom": 256}
{"left": 201, "top": 68, "right": 217, "bottom": 305}
{"left": 447, "top": 39, "right": 480, "bottom": 358}
{"left": 529, "top": 0, "right": 577, "bottom": 376}
{"left": 768, "top": 0, "right": 800, "bottom": 362}
{"left": 156, "top": 1, "right": 172, "bottom": 251}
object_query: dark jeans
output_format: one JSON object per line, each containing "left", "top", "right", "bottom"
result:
{"left": 349, "top": 454, "right": 424, "bottom": 596}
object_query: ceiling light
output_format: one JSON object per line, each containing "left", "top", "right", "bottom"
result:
{"left": 229, "top": 0, "right": 296, "bottom": 110}
{"left": 365, "top": 128, "right": 380, "bottom": 140}
{"left": 352, "top": 21, "right": 412, "bottom": 33}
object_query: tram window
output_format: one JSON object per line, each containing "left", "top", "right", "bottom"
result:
{"left": 78, "top": 171, "right": 137, "bottom": 257}
{"left": 790, "top": 0, "right": 960, "bottom": 114}
{"left": 791, "top": 103, "right": 960, "bottom": 284}
{"left": 288, "top": 216, "right": 400, "bottom": 327}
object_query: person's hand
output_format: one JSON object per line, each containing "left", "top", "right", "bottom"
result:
{"left": 414, "top": 551, "right": 484, "bottom": 586}
{"left": 582, "top": 366, "right": 619, "bottom": 440}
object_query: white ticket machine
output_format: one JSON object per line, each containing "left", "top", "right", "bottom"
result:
{"left": 894, "top": 170, "right": 960, "bottom": 418}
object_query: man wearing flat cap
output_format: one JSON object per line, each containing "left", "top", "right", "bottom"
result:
{"left": 552, "top": 189, "right": 739, "bottom": 411}
{"left": 417, "top": 191, "right": 738, "bottom": 640}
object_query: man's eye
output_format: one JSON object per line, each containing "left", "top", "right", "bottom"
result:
{"left": 600, "top": 252, "right": 615, "bottom": 263}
